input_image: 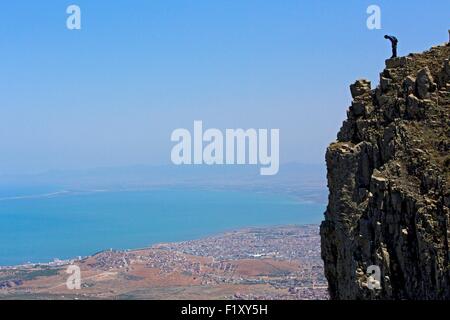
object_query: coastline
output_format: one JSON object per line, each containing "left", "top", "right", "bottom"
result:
{"left": 0, "top": 187, "right": 326, "bottom": 267}
{"left": 0, "top": 224, "right": 327, "bottom": 300}
{"left": 0, "top": 223, "right": 321, "bottom": 270}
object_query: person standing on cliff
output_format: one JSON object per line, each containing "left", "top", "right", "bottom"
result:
{"left": 384, "top": 35, "right": 398, "bottom": 58}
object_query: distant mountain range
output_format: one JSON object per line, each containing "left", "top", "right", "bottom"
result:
{"left": 0, "top": 163, "right": 328, "bottom": 203}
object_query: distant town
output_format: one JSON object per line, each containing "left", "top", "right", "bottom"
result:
{"left": 0, "top": 225, "right": 328, "bottom": 300}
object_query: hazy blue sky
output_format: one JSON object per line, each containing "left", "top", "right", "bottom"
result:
{"left": 0, "top": 1, "right": 449, "bottom": 174}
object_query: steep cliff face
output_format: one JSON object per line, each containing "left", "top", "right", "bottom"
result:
{"left": 321, "top": 43, "right": 450, "bottom": 299}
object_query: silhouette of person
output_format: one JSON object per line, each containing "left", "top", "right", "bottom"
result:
{"left": 384, "top": 35, "right": 398, "bottom": 58}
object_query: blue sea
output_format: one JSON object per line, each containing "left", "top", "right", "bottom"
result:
{"left": 0, "top": 188, "right": 325, "bottom": 266}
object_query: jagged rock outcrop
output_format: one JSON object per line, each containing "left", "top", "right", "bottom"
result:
{"left": 321, "top": 43, "right": 450, "bottom": 300}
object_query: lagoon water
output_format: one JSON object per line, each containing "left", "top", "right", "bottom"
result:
{"left": 0, "top": 188, "right": 325, "bottom": 266}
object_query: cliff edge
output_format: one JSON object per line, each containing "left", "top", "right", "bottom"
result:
{"left": 321, "top": 42, "right": 450, "bottom": 299}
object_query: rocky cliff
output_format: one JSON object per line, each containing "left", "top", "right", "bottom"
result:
{"left": 321, "top": 42, "right": 450, "bottom": 299}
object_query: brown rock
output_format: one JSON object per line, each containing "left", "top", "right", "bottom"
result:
{"left": 321, "top": 43, "right": 450, "bottom": 300}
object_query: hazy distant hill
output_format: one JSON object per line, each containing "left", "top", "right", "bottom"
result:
{"left": 0, "top": 163, "right": 325, "bottom": 187}
{"left": 0, "top": 163, "right": 327, "bottom": 203}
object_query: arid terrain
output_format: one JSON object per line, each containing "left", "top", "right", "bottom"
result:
{"left": 0, "top": 225, "right": 328, "bottom": 300}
